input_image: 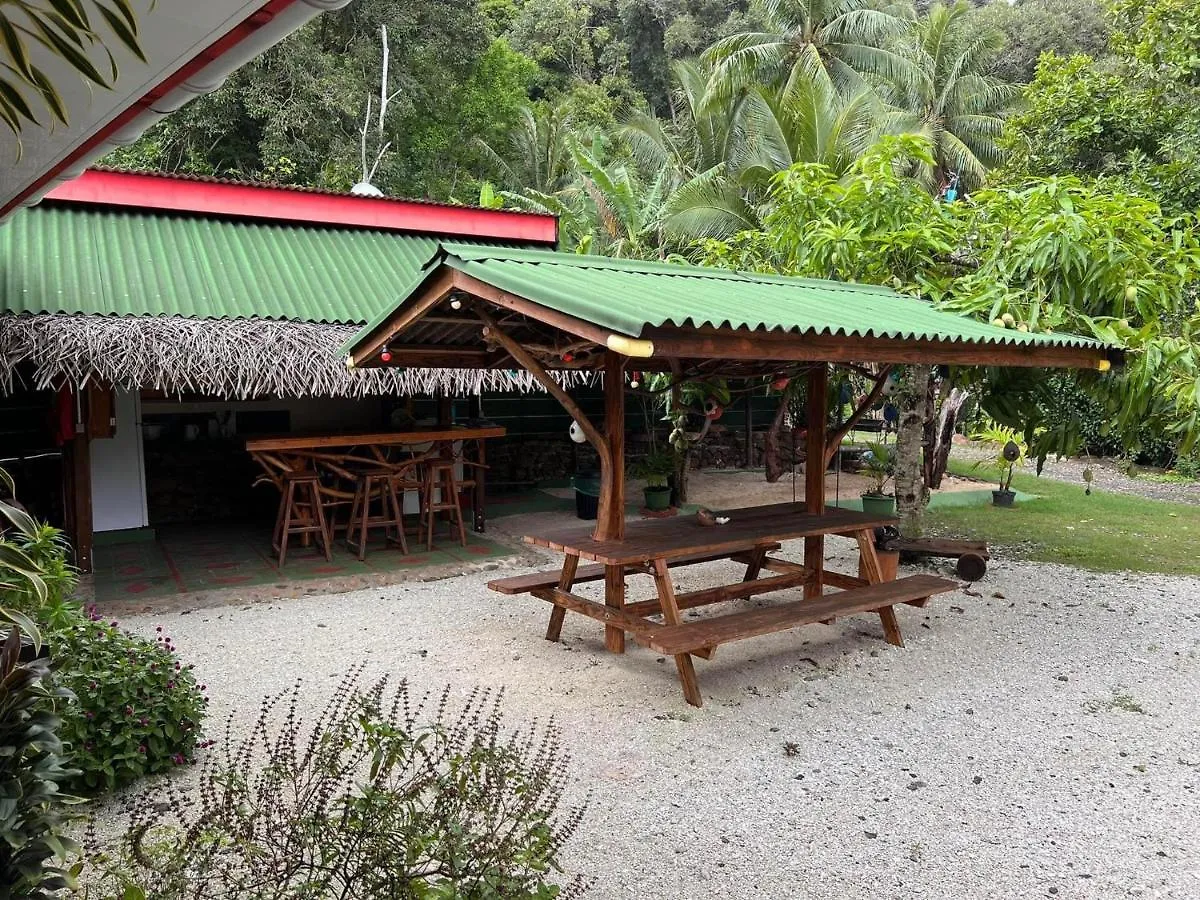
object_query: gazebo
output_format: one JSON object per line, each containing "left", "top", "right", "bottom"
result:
{"left": 344, "top": 244, "right": 1117, "bottom": 706}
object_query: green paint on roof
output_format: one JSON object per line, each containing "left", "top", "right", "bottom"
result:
{"left": 0, "top": 205, "right": 456, "bottom": 325}
{"left": 348, "top": 242, "right": 1107, "bottom": 353}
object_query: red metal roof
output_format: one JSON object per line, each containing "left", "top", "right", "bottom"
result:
{"left": 43, "top": 169, "right": 558, "bottom": 244}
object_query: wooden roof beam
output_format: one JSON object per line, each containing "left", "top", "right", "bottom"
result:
{"left": 639, "top": 327, "right": 1117, "bottom": 370}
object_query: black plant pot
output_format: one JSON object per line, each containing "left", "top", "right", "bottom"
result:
{"left": 992, "top": 489, "right": 1016, "bottom": 508}
{"left": 18, "top": 637, "right": 49, "bottom": 664}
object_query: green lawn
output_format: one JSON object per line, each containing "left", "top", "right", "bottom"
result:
{"left": 926, "top": 460, "right": 1200, "bottom": 576}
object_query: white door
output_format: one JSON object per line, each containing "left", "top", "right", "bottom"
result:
{"left": 90, "top": 388, "right": 149, "bottom": 532}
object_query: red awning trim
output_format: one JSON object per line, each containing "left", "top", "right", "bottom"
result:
{"left": 43, "top": 169, "right": 559, "bottom": 243}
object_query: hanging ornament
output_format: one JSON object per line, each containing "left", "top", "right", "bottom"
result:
{"left": 771, "top": 375, "right": 790, "bottom": 392}
{"left": 705, "top": 399, "right": 724, "bottom": 420}
{"left": 629, "top": 371, "right": 641, "bottom": 389}
{"left": 449, "top": 296, "right": 463, "bottom": 311}
{"left": 568, "top": 420, "right": 587, "bottom": 443}
{"left": 1083, "top": 466, "right": 1094, "bottom": 496}
{"left": 379, "top": 346, "right": 392, "bottom": 363}
{"left": 883, "top": 403, "right": 899, "bottom": 424}
{"left": 562, "top": 351, "right": 575, "bottom": 364}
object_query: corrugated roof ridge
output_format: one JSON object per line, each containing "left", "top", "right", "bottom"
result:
{"left": 437, "top": 242, "right": 900, "bottom": 294}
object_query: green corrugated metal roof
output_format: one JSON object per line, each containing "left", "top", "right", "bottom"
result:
{"left": 349, "top": 242, "right": 1106, "bottom": 351}
{"left": 0, "top": 205, "right": 453, "bottom": 325}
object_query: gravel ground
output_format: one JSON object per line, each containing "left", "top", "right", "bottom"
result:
{"left": 100, "top": 511, "right": 1200, "bottom": 899}
{"left": 953, "top": 444, "right": 1200, "bottom": 506}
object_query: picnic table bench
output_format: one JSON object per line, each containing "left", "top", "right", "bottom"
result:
{"left": 490, "top": 502, "right": 957, "bottom": 706}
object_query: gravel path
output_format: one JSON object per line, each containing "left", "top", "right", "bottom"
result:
{"left": 953, "top": 445, "right": 1200, "bottom": 506}
{"left": 104, "top": 516, "right": 1200, "bottom": 899}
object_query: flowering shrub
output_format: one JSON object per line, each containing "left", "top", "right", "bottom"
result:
{"left": 51, "top": 616, "right": 208, "bottom": 794}
{"left": 88, "top": 670, "right": 587, "bottom": 898}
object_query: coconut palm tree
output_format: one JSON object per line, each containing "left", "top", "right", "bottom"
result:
{"left": 880, "top": 1, "right": 1019, "bottom": 192}
{"left": 620, "top": 60, "right": 758, "bottom": 242}
{"left": 703, "top": 0, "right": 914, "bottom": 102}
{"left": 475, "top": 101, "right": 577, "bottom": 196}
{"left": 621, "top": 60, "right": 898, "bottom": 243}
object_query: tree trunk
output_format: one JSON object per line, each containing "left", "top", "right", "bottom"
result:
{"left": 927, "top": 388, "right": 969, "bottom": 490}
{"left": 763, "top": 396, "right": 790, "bottom": 483}
{"left": 894, "top": 365, "right": 932, "bottom": 534}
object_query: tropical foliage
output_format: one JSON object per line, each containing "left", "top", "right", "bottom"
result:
{"left": 0, "top": 0, "right": 145, "bottom": 136}
{"left": 96, "top": 0, "right": 1200, "bottom": 502}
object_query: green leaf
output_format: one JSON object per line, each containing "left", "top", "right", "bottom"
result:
{"left": 95, "top": 2, "right": 145, "bottom": 63}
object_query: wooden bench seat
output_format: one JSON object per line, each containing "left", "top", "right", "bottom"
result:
{"left": 487, "top": 543, "right": 783, "bottom": 595}
{"left": 646, "top": 574, "right": 957, "bottom": 656}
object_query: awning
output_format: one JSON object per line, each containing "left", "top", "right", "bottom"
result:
{"left": 344, "top": 243, "right": 1119, "bottom": 372}
{"left": 1, "top": 0, "right": 350, "bottom": 219}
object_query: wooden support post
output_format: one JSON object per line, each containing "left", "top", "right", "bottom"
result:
{"left": 595, "top": 350, "right": 626, "bottom": 541}
{"left": 545, "top": 552, "right": 579, "bottom": 642}
{"left": 437, "top": 394, "right": 453, "bottom": 427}
{"left": 804, "top": 365, "right": 827, "bottom": 599}
{"left": 65, "top": 432, "right": 93, "bottom": 575}
{"left": 604, "top": 564, "right": 626, "bottom": 653}
{"left": 471, "top": 306, "right": 618, "bottom": 543}
{"left": 855, "top": 528, "right": 904, "bottom": 647}
{"left": 652, "top": 558, "right": 703, "bottom": 707}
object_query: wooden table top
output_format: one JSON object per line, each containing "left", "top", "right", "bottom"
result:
{"left": 524, "top": 503, "right": 898, "bottom": 566}
{"left": 245, "top": 426, "right": 506, "bottom": 453}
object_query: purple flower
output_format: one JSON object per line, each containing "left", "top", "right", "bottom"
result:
{"left": 124, "top": 706, "right": 133, "bottom": 716}
{"left": 137, "top": 745, "right": 146, "bottom": 754}
{"left": 85, "top": 711, "right": 94, "bottom": 720}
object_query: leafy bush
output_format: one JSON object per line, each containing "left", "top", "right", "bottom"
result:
{"left": 88, "top": 669, "right": 587, "bottom": 899}
{"left": 4, "top": 468, "right": 208, "bottom": 795}
{"left": 0, "top": 626, "right": 79, "bottom": 898}
{"left": 1173, "top": 452, "right": 1200, "bottom": 480}
{"left": 52, "top": 616, "right": 207, "bottom": 795}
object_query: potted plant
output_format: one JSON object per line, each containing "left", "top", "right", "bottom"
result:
{"left": 630, "top": 449, "right": 677, "bottom": 511}
{"left": 991, "top": 440, "right": 1022, "bottom": 507}
{"left": 971, "top": 426, "right": 1026, "bottom": 507}
{"left": 859, "top": 442, "right": 895, "bottom": 516}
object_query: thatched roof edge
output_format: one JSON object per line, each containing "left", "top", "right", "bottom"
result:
{"left": 0, "top": 313, "right": 587, "bottom": 398}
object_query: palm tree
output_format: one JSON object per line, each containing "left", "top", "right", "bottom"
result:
{"left": 621, "top": 60, "right": 897, "bottom": 244}
{"left": 880, "top": 1, "right": 1019, "bottom": 191}
{"left": 703, "top": 0, "right": 914, "bottom": 101}
{"left": 620, "top": 60, "right": 758, "bottom": 243}
{"left": 475, "top": 102, "right": 577, "bottom": 196}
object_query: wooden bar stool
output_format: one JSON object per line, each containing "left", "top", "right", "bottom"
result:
{"left": 274, "top": 472, "right": 332, "bottom": 568}
{"left": 346, "top": 469, "right": 408, "bottom": 561}
{"left": 420, "top": 459, "right": 467, "bottom": 551}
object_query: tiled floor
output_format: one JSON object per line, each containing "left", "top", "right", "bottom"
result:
{"left": 92, "top": 523, "right": 515, "bottom": 604}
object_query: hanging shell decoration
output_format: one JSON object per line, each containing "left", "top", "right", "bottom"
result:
{"left": 1002, "top": 441, "right": 1021, "bottom": 462}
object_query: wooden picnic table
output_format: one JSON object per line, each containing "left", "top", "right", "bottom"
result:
{"left": 491, "top": 502, "right": 957, "bottom": 707}
{"left": 246, "top": 426, "right": 506, "bottom": 532}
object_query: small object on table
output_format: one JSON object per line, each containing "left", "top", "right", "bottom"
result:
{"left": 696, "top": 507, "right": 717, "bottom": 526}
